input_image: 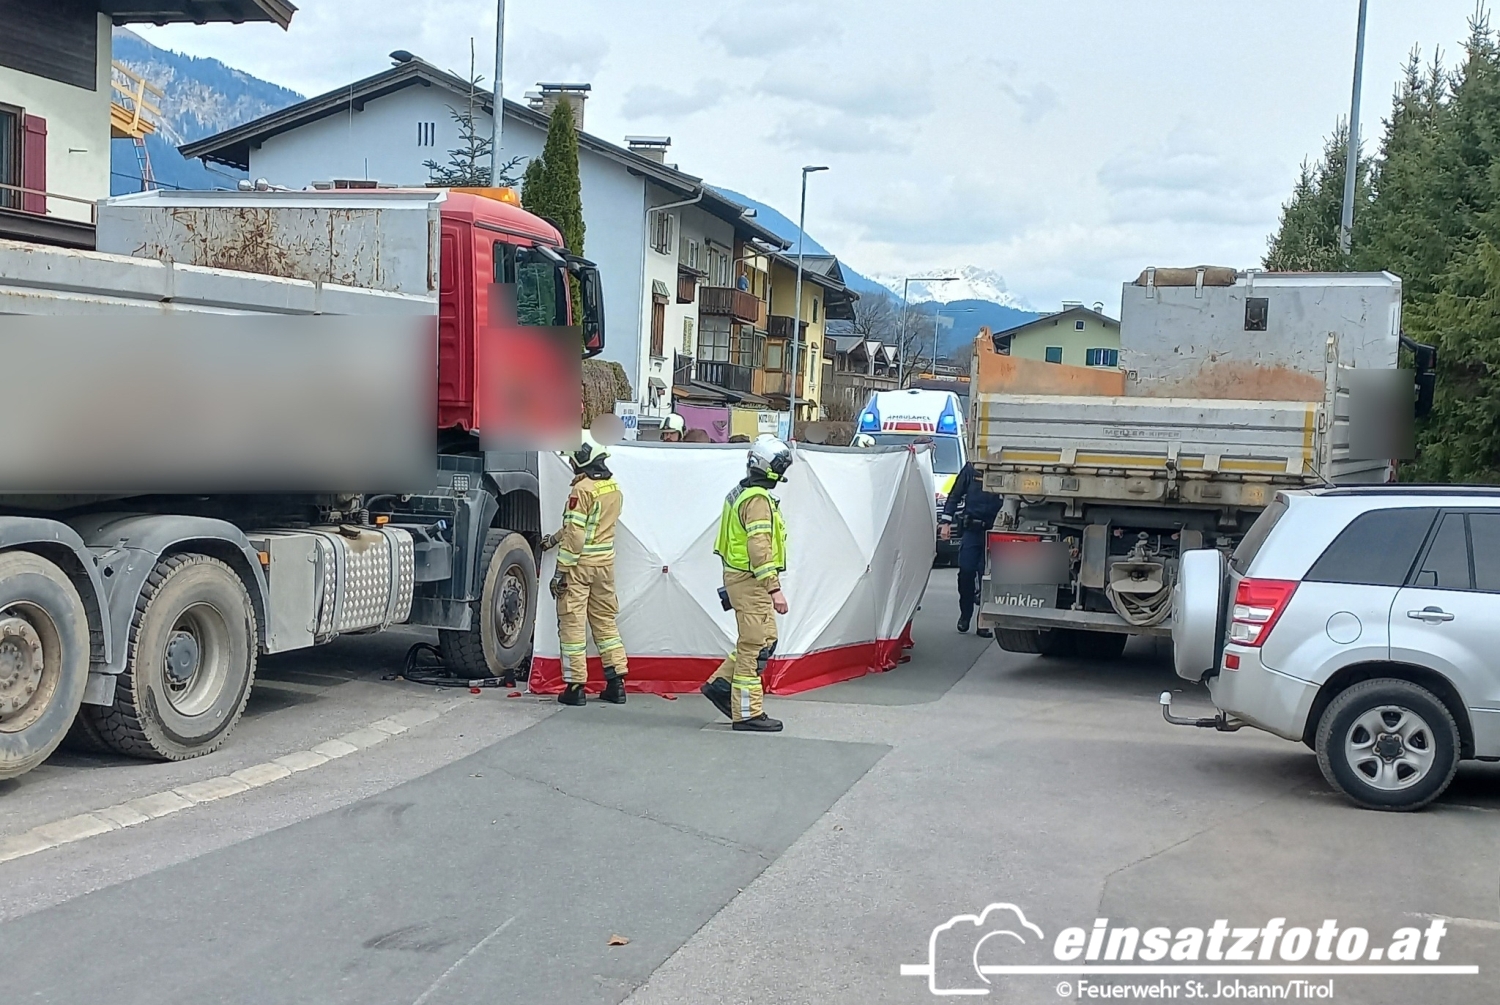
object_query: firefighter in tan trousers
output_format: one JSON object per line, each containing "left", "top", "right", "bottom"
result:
{"left": 541, "top": 432, "right": 628, "bottom": 706}
{"left": 700, "top": 435, "right": 793, "bottom": 732}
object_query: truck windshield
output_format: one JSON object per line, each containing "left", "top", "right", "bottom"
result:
{"left": 867, "top": 433, "right": 962, "bottom": 474}
{"left": 516, "top": 248, "right": 568, "bottom": 326}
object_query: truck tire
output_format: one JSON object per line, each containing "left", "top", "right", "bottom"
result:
{"left": 0, "top": 551, "right": 91, "bottom": 781}
{"left": 439, "top": 530, "right": 537, "bottom": 677}
{"left": 1071, "top": 631, "right": 1128, "bottom": 660}
{"left": 994, "top": 628, "right": 1075, "bottom": 656}
{"left": 1314, "top": 678, "right": 1460, "bottom": 811}
{"left": 82, "top": 554, "right": 256, "bottom": 761}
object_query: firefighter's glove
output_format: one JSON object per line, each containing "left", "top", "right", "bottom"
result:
{"left": 549, "top": 570, "right": 569, "bottom": 600}
{"left": 540, "top": 532, "right": 560, "bottom": 552}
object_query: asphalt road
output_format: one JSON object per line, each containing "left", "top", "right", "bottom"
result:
{"left": 2, "top": 571, "right": 1496, "bottom": 1004}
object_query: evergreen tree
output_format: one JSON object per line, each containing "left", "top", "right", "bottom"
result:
{"left": 520, "top": 99, "right": 587, "bottom": 324}
{"left": 525, "top": 100, "right": 585, "bottom": 257}
{"left": 1263, "top": 123, "right": 1369, "bottom": 272}
{"left": 520, "top": 155, "right": 548, "bottom": 214}
{"left": 423, "top": 42, "right": 521, "bottom": 188}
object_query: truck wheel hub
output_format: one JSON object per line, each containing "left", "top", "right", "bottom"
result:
{"left": 1373, "top": 733, "right": 1405, "bottom": 760}
{"left": 0, "top": 616, "right": 44, "bottom": 717}
{"left": 164, "top": 630, "right": 201, "bottom": 687}
{"left": 495, "top": 568, "right": 525, "bottom": 648}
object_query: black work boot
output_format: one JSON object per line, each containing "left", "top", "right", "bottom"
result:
{"left": 700, "top": 678, "right": 732, "bottom": 719}
{"left": 558, "top": 683, "right": 587, "bottom": 706}
{"left": 732, "top": 714, "right": 783, "bottom": 733}
{"left": 957, "top": 613, "right": 971, "bottom": 634}
{"left": 600, "top": 674, "right": 627, "bottom": 704}
{"left": 976, "top": 628, "right": 993, "bottom": 639}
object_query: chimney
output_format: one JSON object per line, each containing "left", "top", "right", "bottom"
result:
{"left": 625, "top": 136, "right": 671, "bottom": 164}
{"left": 535, "top": 82, "right": 591, "bottom": 129}
{"left": 1061, "top": 300, "right": 1085, "bottom": 311}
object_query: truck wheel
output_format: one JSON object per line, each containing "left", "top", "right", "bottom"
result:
{"left": 994, "top": 628, "right": 1075, "bottom": 656}
{"left": 1314, "top": 679, "right": 1460, "bottom": 811}
{"left": 83, "top": 554, "right": 256, "bottom": 761}
{"left": 439, "top": 530, "right": 537, "bottom": 676}
{"left": 1071, "top": 631, "right": 1128, "bottom": 660}
{"left": 0, "top": 552, "right": 91, "bottom": 781}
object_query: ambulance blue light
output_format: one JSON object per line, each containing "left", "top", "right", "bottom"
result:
{"left": 859, "top": 405, "right": 880, "bottom": 431}
{"left": 936, "top": 397, "right": 959, "bottom": 434}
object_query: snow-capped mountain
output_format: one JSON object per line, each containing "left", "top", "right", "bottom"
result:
{"left": 873, "top": 266, "right": 1031, "bottom": 309}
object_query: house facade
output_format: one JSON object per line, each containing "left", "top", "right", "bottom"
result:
{"left": 824, "top": 333, "right": 900, "bottom": 421}
{"left": 0, "top": 1, "right": 291, "bottom": 248}
{"left": 180, "top": 56, "right": 785, "bottom": 422}
{"left": 994, "top": 304, "right": 1121, "bottom": 368}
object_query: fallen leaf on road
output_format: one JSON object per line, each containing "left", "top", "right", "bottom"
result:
{"left": 508, "top": 691, "right": 522, "bottom": 698}
{"left": 608, "top": 935, "right": 630, "bottom": 946}
{"left": 659, "top": 694, "right": 677, "bottom": 701}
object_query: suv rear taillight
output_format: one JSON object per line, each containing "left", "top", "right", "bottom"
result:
{"left": 1228, "top": 578, "right": 1299, "bottom": 647}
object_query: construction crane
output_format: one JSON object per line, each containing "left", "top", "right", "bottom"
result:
{"left": 110, "top": 62, "right": 164, "bottom": 191}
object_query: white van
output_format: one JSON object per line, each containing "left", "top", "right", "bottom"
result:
{"left": 855, "top": 389, "right": 968, "bottom": 563}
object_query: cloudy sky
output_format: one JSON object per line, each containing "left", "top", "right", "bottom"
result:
{"left": 139, "top": 0, "right": 1482, "bottom": 311}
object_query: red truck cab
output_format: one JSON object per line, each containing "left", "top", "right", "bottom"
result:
{"left": 435, "top": 189, "right": 603, "bottom": 440}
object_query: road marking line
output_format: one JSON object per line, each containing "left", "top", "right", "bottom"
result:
{"left": 411, "top": 915, "right": 517, "bottom": 1005}
{"left": 32, "top": 814, "right": 116, "bottom": 845}
{"left": 311, "top": 738, "right": 359, "bottom": 759}
{"left": 0, "top": 699, "right": 463, "bottom": 867}
{"left": 336, "top": 726, "right": 390, "bottom": 749}
{"left": 273, "top": 750, "right": 329, "bottom": 772}
{"left": 230, "top": 762, "right": 293, "bottom": 788}
{"left": 174, "top": 776, "right": 252, "bottom": 804}
{"left": 1411, "top": 912, "right": 1500, "bottom": 931}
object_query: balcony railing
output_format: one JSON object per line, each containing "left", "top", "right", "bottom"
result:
{"left": 700, "top": 286, "right": 762, "bottom": 324}
{"left": 767, "top": 314, "right": 807, "bottom": 341}
{"left": 0, "top": 183, "right": 99, "bottom": 222}
{"left": 694, "top": 359, "right": 754, "bottom": 393}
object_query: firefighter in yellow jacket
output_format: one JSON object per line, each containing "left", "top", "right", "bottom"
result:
{"left": 701, "top": 435, "right": 792, "bottom": 732}
{"left": 541, "top": 432, "right": 628, "bottom": 705}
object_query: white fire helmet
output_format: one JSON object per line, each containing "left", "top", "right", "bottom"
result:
{"left": 747, "top": 434, "right": 793, "bottom": 483}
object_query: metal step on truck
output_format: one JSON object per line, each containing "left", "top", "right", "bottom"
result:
{"left": 970, "top": 266, "right": 1436, "bottom": 659}
{"left": 0, "top": 187, "right": 605, "bottom": 780}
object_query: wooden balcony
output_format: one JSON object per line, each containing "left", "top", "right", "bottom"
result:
{"left": 767, "top": 314, "right": 807, "bottom": 341}
{"left": 761, "top": 371, "right": 805, "bottom": 399}
{"left": 694, "top": 359, "right": 754, "bottom": 393}
{"left": 700, "top": 286, "right": 761, "bottom": 324}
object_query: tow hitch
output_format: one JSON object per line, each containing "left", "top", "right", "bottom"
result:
{"left": 1159, "top": 691, "right": 1245, "bottom": 731}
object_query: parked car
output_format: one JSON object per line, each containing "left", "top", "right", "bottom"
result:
{"left": 1164, "top": 486, "right": 1500, "bottom": 811}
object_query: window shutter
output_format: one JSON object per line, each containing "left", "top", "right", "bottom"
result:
{"left": 21, "top": 115, "right": 46, "bottom": 214}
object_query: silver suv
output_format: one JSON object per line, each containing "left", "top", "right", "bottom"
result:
{"left": 1166, "top": 487, "right": 1500, "bottom": 811}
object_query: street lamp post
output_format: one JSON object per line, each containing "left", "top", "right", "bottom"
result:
{"left": 489, "top": 0, "right": 506, "bottom": 186}
{"left": 898, "top": 276, "right": 959, "bottom": 388}
{"left": 787, "top": 165, "right": 828, "bottom": 440}
{"left": 1339, "top": 0, "right": 1369, "bottom": 256}
{"left": 930, "top": 306, "right": 975, "bottom": 381}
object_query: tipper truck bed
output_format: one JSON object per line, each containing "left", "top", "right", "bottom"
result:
{"left": 971, "top": 268, "right": 1435, "bottom": 657}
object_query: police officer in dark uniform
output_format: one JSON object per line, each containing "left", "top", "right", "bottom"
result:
{"left": 940, "top": 461, "right": 1002, "bottom": 637}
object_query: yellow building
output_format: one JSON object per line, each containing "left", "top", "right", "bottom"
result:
{"left": 766, "top": 252, "right": 858, "bottom": 423}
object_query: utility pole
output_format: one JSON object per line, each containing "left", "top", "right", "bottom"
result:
{"left": 1339, "top": 0, "right": 1369, "bottom": 256}
{"left": 787, "top": 165, "right": 827, "bottom": 440}
{"left": 489, "top": 0, "right": 507, "bottom": 186}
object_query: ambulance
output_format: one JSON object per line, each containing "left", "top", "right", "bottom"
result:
{"left": 854, "top": 389, "right": 967, "bottom": 564}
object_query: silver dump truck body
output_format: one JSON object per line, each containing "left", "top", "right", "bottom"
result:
{"left": 972, "top": 269, "right": 1413, "bottom": 651}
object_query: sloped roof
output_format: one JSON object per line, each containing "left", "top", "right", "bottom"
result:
{"left": 179, "top": 55, "right": 788, "bottom": 248}
{"left": 993, "top": 305, "right": 1119, "bottom": 342}
{"left": 103, "top": 1, "right": 295, "bottom": 27}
